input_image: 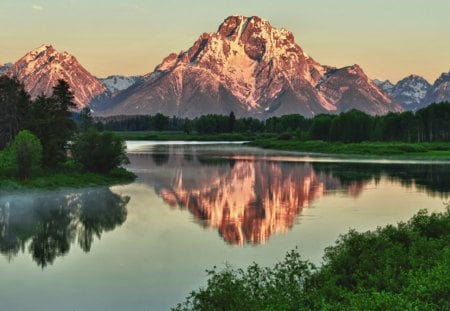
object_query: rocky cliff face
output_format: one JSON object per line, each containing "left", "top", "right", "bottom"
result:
{"left": 377, "top": 75, "right": 431, "bottom": 110}
{"left": 97, "top": 16, "right": 402, "bottom": 117}
{"left": 5, "top": 44, "right": 106, "bottom": 108}
{"left": 374, "top": 79, "right": 394, "bottom": 94}
{"left": 424, "top": 71, "right": 450, "bottom": 106}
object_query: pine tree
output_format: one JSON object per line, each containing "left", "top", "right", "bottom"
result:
{"left": 25, "top": 80, "right": 76, "bottom": 166}
{"left": 0, "top": 76, "right": 30, "bottom": 149}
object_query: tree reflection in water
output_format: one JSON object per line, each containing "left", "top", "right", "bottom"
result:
{"left": 0, "top": 188, "right": 129, "bottom": 268}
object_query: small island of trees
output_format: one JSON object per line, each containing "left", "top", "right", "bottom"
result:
{"left": 0, "top": 76, "right": 133, "bottom": 189}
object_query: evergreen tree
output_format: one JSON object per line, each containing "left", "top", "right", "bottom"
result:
{"left": 77, "top": 107, "right": 94, "bottom": 132}
{"left": 0, "top": 76, "right": 30, "bottom": 149}
{"left": 228, "top": 111, "right": 236, "bottom": 132}
{"left": 25, "top": 80, "right": 76, "bottom": 166}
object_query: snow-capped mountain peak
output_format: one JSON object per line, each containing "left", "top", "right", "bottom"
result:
{"left": 424, "top": 70, "right": 450, "bottom": 106}
{"left": 99, "top": 75, "right": 142, "bottom": 94}
{"left": 6, "top": 44, "right": 106, "bottom": 108}
{"left": 389, "top": 74, "right": 431, "bottom": 109}
{"left": 374, "top": 79, "right": 394, "bottom": 94}
{"left": 94, "top": 16, "right": 402, "bottom": 117}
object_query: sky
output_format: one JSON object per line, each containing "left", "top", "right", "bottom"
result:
{"left": 0, "top": 0, "right": 449, "bottom": 83}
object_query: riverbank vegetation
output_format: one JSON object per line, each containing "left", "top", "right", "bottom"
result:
{"left": 249, "top": 140, "right": 450, "bottom": 158}
{"left": 0, "top": 76, "right": 134, "bottom": 189}
{"left": 97, "top": 103, "right": 450, "bottom": 156}
{"left": 174, "top": 208, "right": 450, "bottom": 311}
{"left": 99, "top": 102, "right": 450, "bottom": 143}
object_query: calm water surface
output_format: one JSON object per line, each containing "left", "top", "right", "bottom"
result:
{"left": 1, "top": 142, "right": 449, "bottom": 310}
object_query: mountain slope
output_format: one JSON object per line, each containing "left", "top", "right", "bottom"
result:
{"left": 374, "top": 79, "right": 394, "bottom": 94}
{"left": 6, "top": 44, "right": 106, "bottom": 108}
{"left": 97, "top": 16, "right": 401, "bottom": 118}
{"left": 99, "top": 75, "right": 141, "bottom": 94}
{"left": 424, "top": 71, "right": 450, "bottom": 106}
{"left": 318, "top": 65, "right": 400, "bottom": 114}
{"left": 390, "top": 75, "right": 431, "bottom": 110}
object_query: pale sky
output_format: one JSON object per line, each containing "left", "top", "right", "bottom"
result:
{"left": 1, "top": 0, "right": 449, "bottom": 83}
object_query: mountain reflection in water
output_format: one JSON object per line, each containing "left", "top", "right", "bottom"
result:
{"left": 0, "top": 188, "right": 129, "bottom": 268}
{"left": 130, "top": 145, "right": 450, "bottom": 246}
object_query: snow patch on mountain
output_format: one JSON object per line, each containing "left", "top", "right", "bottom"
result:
{"left": 99, "top": 75, "right": 141, "bottom": 94}
{"left": 390, "top": 75, "right": 431, "bottom": 109}
{"left": 374, "top": 79, "right": 394, "bottom": 94}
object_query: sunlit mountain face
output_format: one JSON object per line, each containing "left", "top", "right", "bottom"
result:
{"left": 129, "top": 147, "right": 365, "bottom": 245}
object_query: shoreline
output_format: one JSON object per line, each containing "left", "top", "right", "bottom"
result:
{"left": 0, "top": 167, "right": 136, "bottom": 191}
{"left": 248, "top": 139, "right": 450, "bottom": 160}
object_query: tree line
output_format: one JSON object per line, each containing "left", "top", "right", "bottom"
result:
{"left": 99, "top": 103, "right": 450, "bottom": 143}
{"left": 0, "top": 76, "right": 128, "bottom": 181}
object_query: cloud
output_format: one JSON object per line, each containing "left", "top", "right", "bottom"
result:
{"left": 32, "top": 5, "right": 43, "bottom": 11}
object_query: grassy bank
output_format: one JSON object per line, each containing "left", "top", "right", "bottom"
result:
{"left": 174, "top": 208, "right": 450, "bottom": 310}
{"left": 249, "top": 139, "right": 450, "bottom": 159}
{"left": 112, "top": 131, "right": 275, "bottom": 141}
{"left": 0, "top": 167, "right": 136, "bottom": 190}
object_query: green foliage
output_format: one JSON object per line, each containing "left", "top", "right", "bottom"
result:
{"left": 72, "top": 129, "right": 129, "bottom": 175}
{"left": 228, "top": 111, "right": 236, "bottom": 132}
{"left": 251, "top": 139, "right": 450, "bottom": 158}
{"left": 308, "top": 114, "right": 335, "bottom": 141}
{"left": 94, "top": 102, "right": 450, "bottom": 145}
{"left": 0, "top": 166, "right": 135, "bottom": 190}
{"left": 183, "top": 118, "right": 193, "bottom": 134}
{"left": 0, "top": 76, "right": 30, "bottom": 149}
{"left": 25, "top": 80, "right": 77, "bottom": 166}
{"left": 175, "top": 209, "right": 450, "bottom": 311}
{"left": 153, "top": 113, "right": 170, "bottom": 131}
{"left": 174, "top": 249, "right": 316, "bottom": 311}
{"left": 76, "top": 106, "right": 94, "bottom": 132}
{"left": 329, "top": 109, "right": 373, "bottom": 143}
{"left": 0, "top": 130, "right": 42, "bottom": 180}
{"left": 10, "top": 130, "right": 42, "bottom": 180}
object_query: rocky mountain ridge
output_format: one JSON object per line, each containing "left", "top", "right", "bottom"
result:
{"left": 4, "top": 44, "right": 106, "bottom": 108}
{"left": 94, "top": 15, "right": 402, "bottom": 118}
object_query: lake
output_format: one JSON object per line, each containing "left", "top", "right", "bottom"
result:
{"left": 1, "top": 142, "right": 449, "bottom": 310}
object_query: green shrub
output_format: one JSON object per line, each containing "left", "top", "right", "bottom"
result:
{"left": 11, "top": 130, "right": 43, "bottom": 180}
{"left": 72, "top": 128, "right": 129, "bottom": 175}
{"left": 0, "top": 130, "right": 42, "bottom": 180}
{"left": 174, "top": 209, "right": 450, "bottom": 311}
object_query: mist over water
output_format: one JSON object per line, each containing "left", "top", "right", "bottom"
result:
{"left": 0, "top": 142, "right": 449, "bottom": 310}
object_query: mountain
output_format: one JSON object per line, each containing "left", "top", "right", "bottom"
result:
{"left": 374, "top": 79, "right": 394, "bottom": 94}
{"left": 424, "top": 71, "right": 450, "bottom": 106}
{"left": 5, "top": 44, "right": 106, "bottom": 108}
{"left": 96, "top": 16, "right": 401, "bottom": 118}
{"left": 390, "top": 75, "right": 431, "bottom": 110}
{"left": 316, "top": 65, "right": 398, "bottom": 114}
{"left": 0, "top": 63, "right": 12, "bottom": 75}
{"left": 98, "top": 75, "right": 142, "bottom": 94}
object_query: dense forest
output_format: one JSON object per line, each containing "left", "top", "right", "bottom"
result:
{"left": 99, "top": 103, "right": 450, "bottom": 143}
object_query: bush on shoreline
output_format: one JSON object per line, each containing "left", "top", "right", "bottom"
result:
{"left": 174, "top": 209, "right": 450, "bottom": 311}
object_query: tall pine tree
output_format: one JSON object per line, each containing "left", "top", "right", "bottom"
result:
{"left": 0, "top": 76, "right": 30, "bottom": 149}
{"left": 26, "top": 79, "right": 76, "bottom": 166}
